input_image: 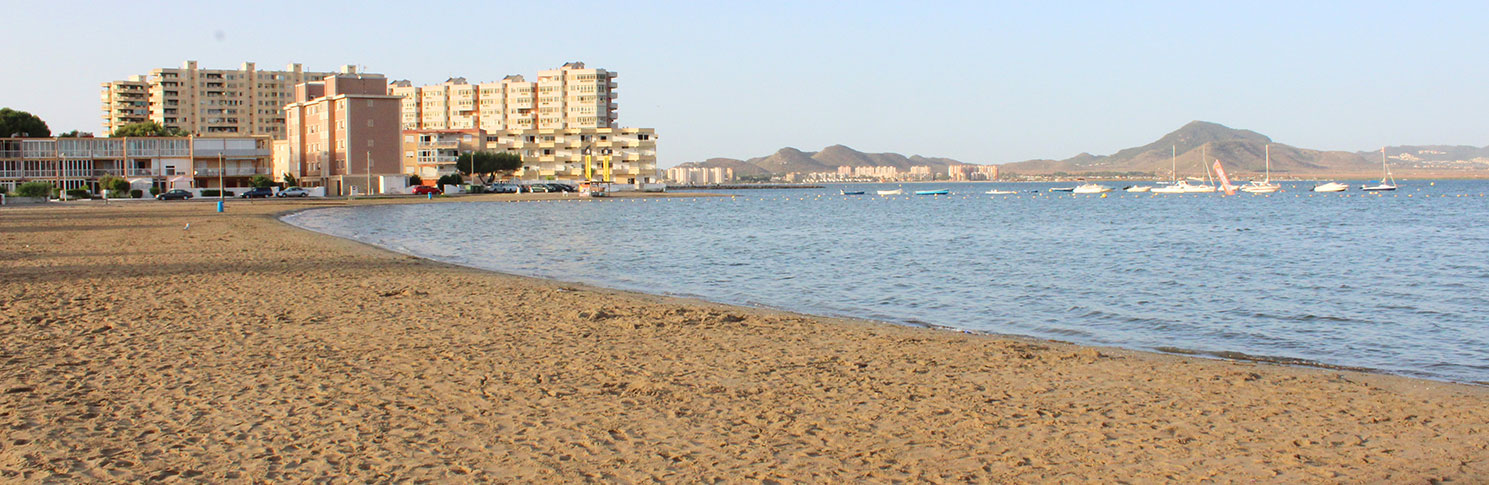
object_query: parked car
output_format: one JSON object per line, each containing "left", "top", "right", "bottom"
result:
{"left": 546, "top": 183, "right": 577, "bottom": 193}
{"left": 411, "top": 185, "right": 443, "bottom": 196}
{"left": 156, "top": 189, "right": 193, "bottom": 201}
{"left": 486, "top": 183, "right": 519, "bottom": 194}
{"left": 240, "top": 187, "right": 274, "bottom": 198}
{"left": 276, "top": 187, "right": 309, "bottom": 198}
{"left": 522, "top": 184, "right": 550, "bottom": 193}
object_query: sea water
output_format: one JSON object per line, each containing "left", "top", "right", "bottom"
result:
{"left": 285, "top": 181, "right": 1489, "bottom": 383}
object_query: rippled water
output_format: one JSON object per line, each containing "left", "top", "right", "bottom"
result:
{"left": 284, "top": 181, "right": 1489, "bottom": 383}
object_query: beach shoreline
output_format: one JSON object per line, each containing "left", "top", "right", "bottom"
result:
{"left": 3, "top": 198, "right": 1486, "bottom": 481}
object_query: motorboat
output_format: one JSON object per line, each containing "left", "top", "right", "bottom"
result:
{"left": 1072, "top": 183, "right": 1114, "bottom": 194}
{"left": 1312, "top": 182, "right": 1348, "bottom": 192}
{"left": 914, "top": 189, "right": 949, "bottom": 195}
{"left": 1240, "top": 145, "right": 1281, "bottom": 194}
{"left": 840, "top": 190, "right": 866, "bottom": 195}
{"left": 985, "top": 189, "right": 1017, "bottom": 195}
{"left": 876, "top": 189, "right": 903, "bottom": 195}
{"left": 1124, "top": 185, "right": 1152, "bottom": 192}
{"left": 1361, "top": 148, "right": 1398, "bottom": 191}
{"left": 1048, "top": 187, "right": 1075, "bottom": 192}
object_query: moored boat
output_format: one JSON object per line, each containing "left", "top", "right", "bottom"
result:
{"left": 876, "top": 189, "right": 904, "bottom": 195}
{"left": 985, "top": 189, "right": 1017, "bottom": 195}
{"left": 1048, "top": 187, "right": 1075, "bottom": 192}
{"left": 840, "top": 190, "right": 866, "bottom": 195}
{"left": 914, "top": 189, "right": 950, "bottom": 195}
{"left": 1072, "top": 183, "right": 1114, "bottom": 194}
{"left": 1124, "top": 185, "right": 1152, "bottom": 192}
{"left": 1240, "top": 145, "right": 1281, "bottom": 194}
{"left": 1312, "top": 182, "right": 1348, "bottom": 192}
{"left": 1361, "top": 148, "right": 1398, "bottom": 191}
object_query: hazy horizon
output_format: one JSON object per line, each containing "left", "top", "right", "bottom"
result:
{"left": 3, "top": 1, "right": 1486, "bottom": 168}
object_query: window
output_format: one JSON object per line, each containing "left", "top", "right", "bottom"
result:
{"left": 367, "top": 120, "right": 374, "bottom": 127}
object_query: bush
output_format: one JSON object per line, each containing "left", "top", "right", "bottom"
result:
{"left": 465, "top": 184, "right": 485, "bottom": 194}
{"left": 200, "top": 189, "right": 235, "bottom": 197}
{"left": 249, "top": 174, "right": 274, "bottom": 189}
{"left": 66, "top": 188, "right": 91, "bottom": 199}
{"left": 436, "top": 173, "right": 463, "bottom": 187}
{"left": 98, "top": 174, "right": 130, "bottom": 194}
{"left": 408, "top": 174, "right": 422, "bottom": 186}
{"left": 0, "top": 185, "right": 7, "bottom": 195}
{"left": 149, "top": 186, "right": 161, "bottom": 196}
{"left": 130, "top": 189, "right": 143, "bottom": 199}
{"left": 16, "top": 181, "right": 52, "bottom": 198}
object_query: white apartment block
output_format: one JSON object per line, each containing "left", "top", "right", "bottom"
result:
{"left": 666, "top": 166, "right": 733, "bottom": 185}
{"left": 1, "top": 135, "right": 272, "bottom": 194}
{"left": 390, "top": 62, "right": 617, "bottom": 132}
{"left": 101, "top": 61, "right": 362, "bottom": 137}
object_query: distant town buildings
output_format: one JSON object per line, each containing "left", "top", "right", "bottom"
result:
{"left": 275, "top": 73, "right": 404, "bottom": 195}
{"left": 101, "top": 61, "right": 360, "bottom": 137}
{"left": 948, "top": 164, "right": 998, "bottom": 181}
{"left": 1, "top": 135, "right": 272, "bottom": 194}
{"left": 666, "top": 166, "right": 733, "bottom": 185}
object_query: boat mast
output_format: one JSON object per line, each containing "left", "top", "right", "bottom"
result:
{"left": 1171, "top": 145, "right": 1176, "bottom": 183}
{"left": 1382, "top": 148, "right": 1396, "bottom": 185}
{"left": 1264, "top": 145, "right": 1271, "bottom": 183}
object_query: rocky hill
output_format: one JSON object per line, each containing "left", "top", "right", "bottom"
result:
{"left": 676, "top": 145, "right": 971, "bottom": 175}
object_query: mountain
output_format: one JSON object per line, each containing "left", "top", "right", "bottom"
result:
{"left": 682, "top": 145, "right": 971, "bottom": 175}
{"left": 999, "top": 121, "right": 1384, "bottom": 177}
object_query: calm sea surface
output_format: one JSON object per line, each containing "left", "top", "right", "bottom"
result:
{"left": 285, "top": 181, "right": 1489, "bottom": 383}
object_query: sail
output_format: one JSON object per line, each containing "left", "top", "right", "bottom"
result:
{"left": 1213, "top": 160, "right": 1236, "bottom": 195}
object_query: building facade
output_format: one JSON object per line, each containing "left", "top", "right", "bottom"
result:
{"left": 397, "top": 127, "right": 660, "bottom": 185}
{"left": 101, "top": 61, "right": 360, "bottom": 137}
{"left": 390, "top": 62, "right": 616, "bottom": 132}
{"left": 0, "top": 135, "right": 272, "bottom": 194}
{"left": 277, "top": 73, "right": 403, "bottom": 195}
{"left": 665, "top": 166, "right": 733, "bottom": 185}
{"left": 400, "top": 129, "right": 485, "bottom": 182}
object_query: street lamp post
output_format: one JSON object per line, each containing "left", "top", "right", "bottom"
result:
{"left": 218, "top": 152, "right": 225, "bottom": 201}
{"left": 366, "top": 151, "right": 372, "bottom": 197}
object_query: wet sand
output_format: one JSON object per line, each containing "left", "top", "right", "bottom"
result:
{"left": 2, "top": 196, "right": 1486, "bottom": 482}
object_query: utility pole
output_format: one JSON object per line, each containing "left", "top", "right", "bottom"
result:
{"left": 218, "top": 152, "right": 225, "bottom": 201}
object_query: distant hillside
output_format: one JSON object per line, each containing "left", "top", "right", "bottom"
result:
{"left": 1000, "top": 121, "right": 1489, "bottom": 177}
{"left": 679, "top": 145, "right": 972, "bottom": 175}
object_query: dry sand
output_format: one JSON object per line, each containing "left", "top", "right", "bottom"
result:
{"left": 1, "top": 196, "right": 1486, "bottom": 482}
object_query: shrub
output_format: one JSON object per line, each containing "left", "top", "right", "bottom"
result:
{"left": 149, "top": 186, "right": 161, "bottom": 196}
{"left": 200, "top": 189, "right": 235, "bottom": 197}
{"left": 98, "top": 174, "right": 130, "bottom": 194}
{"left": 66, "top": 188, "right": 91, "bottom": 199}
{"left": 249, "top": 174, "right": 274, "bottom": 189}
{"left": 408, "top": 174, "right": 422, "bottom": 186}
{"left": 0, "top": 185, "right": 7, "bottom": 195}
{"left": 16, "top": 181, "right": 52, "bottom": 198}
{"left": 130, "top": 189, "right": 143, "bottom": 198}
{"left": 436, "top": 173, "right": 463, "bottom": 187}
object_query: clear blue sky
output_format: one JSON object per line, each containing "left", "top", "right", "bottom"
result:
{"left": 3, "top": 0, "right": 1485, "bottom": 167}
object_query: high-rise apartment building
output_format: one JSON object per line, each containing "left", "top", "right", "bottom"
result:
{"left": 101, "top": 61, "right": 362, "bottom": 137}
{"left": 276, "top": 73, "right": 403, "bottom": 195}
{"left": 390, "top": 62, "right": 616, "bottom": 132}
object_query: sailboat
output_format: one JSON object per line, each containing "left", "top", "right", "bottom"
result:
{"left": 1156, "top": 145, "right": 1217, "bottom": 193}
{"left": 1240, "top": 145, "right": 1281, "bottom": 193}
{"left": 1151, "top": 146, "right": 1187, "bottom": 194}
{"left": 1361, "top": 148, "right": 1398, "bottom": 191}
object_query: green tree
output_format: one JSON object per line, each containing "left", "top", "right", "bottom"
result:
{"left": 281, "top": 172, "right": 299, "bottom": 188}
{"left": 457, "top": 151, "right": 522, "bottom": 184}
{"left": 249, "top": 174, "right": 274, "bottom": 189}
{"left": 110, "top": 121, "right": 188, "bottom": 137}
{"left": 407, "top": 174, "right": 422, "bottom": 186}
{"left": 16, "top": 181, "right": 53, "bottom": 198}
{"left": 0, "top": 108, "right": 50, "bottom": 138}
{"left": 436, "top": 173, "right": 463, "bottom": 187}
{"left": 57, "top": 130, "right": 91, "bottom": 138}
{"left": 97, "top": 174, "right": 130, "bottom": 196}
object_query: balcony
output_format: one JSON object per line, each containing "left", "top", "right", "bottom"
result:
{"left": 193, "top": 168, "right": 268, "bottom": 177}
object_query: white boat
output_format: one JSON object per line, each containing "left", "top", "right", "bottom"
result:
{"left": 1124, "top": 185, "right": 1152, "bottom": 192}
{"left": 1312, "top": 182, "right": 1348, "bottom": 192}
{"left": 985, "top": 189, "right": 1017, "bottom": 195}
{"left": 1072, "top": 183, "right": 1114, "bottom": 194}
{"left": 1361, "top": 148, "right": 1398, "bottom": 191}
{"left": 1240, "top": 145, "right": 1281, "bottom": 194}
{"left": 876, "top": 189, "right": 903, "bottom": 195}
{"left": 1153, "top": 145, "right": 1216, "bottom": 193}
{"left": 1048, "top": 186, "right": 1075, "bottom": 192}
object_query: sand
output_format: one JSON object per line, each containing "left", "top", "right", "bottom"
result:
{"left": 1, "top": 196, "right": 1486, "bottom": 482}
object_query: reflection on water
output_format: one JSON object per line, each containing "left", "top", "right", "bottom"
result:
{"left": 285, "top": 181, "right": 1489, "bottom": 383}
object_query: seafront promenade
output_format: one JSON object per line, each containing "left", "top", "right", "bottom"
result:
{"left": 2, "top": 198, "right": 1486, "bottom": 482}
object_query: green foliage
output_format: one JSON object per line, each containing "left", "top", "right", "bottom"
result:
{"left": 110, "top": 121, "right": 188, "bottom": 137}
{"left": 436, "top": 173, "right": 463, "bottom": 187}
{"left": 200, "top": 189, "right": 234, "bottom": 197}
{"left": 407, "top": 174, "right": 422, "bottom": 186}
{"left": 281, "top": 172, "right": 298, "bottom": 188}
{"left": 130, "top": 189, "right": 143, "bottom": 199}
{"left": 0, "top": 108, "right": 50, "bottom": 138}
{"left": 98, "top": 174, "right": 130, "bottom": 195}
{"left": 57, "top": 130, "right": 91, "bottom": 138}
{"left": 0, "top": 185, "right": 7, "bottom": 195}
{"left": 249, "top": 174, "right": 274, "bottom": 189}
{"left": 457, "top": 151, "right": 522, "bottom": 184}
{"left": 66, "top": 188, "right": 91, "bottom": 199}
{"left": 149, "top": 186, "right": 161, "bottom": 196}
{"left": 735, "top": 174, "right": 772, "bottom": 183}
{"left": 16, "top": 181, "right": 52, "bottom": 198}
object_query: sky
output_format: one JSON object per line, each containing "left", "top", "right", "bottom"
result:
{"left": 3, "top": 0, "right": 1486, "bottom": 167}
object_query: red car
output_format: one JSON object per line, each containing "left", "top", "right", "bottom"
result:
{"left": 411, "top": 185, "right": 443, "bottom": 196}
